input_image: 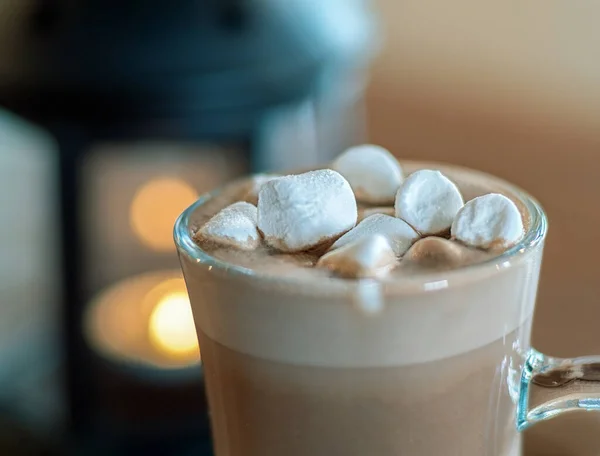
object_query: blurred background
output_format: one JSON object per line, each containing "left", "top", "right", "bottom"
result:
{"left": 0, "top": 0, "right": 599, "bottom": 455}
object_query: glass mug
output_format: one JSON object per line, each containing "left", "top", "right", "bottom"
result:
{"left": 174, "top": 162, "right": 600, "bottom": 456}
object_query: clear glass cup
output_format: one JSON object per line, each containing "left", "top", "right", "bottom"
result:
{"left": 174, "top": 162, "right": 600, "bottom": 456}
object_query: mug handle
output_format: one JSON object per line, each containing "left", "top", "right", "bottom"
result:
{"left": 518, "top": 348, "right": 600, "bottom": 430}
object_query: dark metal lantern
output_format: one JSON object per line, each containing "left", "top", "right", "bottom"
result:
{"left": 0, "top": 1, "right": 377, "bottom": 453}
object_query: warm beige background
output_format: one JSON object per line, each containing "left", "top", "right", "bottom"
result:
{"left": 367, "top": 1, "right": 600, "bottom": 454}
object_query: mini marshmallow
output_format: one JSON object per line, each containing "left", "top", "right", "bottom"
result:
{"left": 332, "top": 144, "right": 403, "bottom": 204}
{"left": 402, "top": 237, "right": 488, "bottom": 270}
{"left": 196, "top": 201, "right": 261, "bottom": 250}
{"left": 318, "top": 234, "right": 397, "bottom": 278}
{"left": 331, "top": 214, "right": 419, "bottom": 256}
{"left": 257, "top": 169, "right": 357, "bottom": 252}
{"left": 243, "top": 174, "right": 280, "bottom": 205}
{"left": 358, "top": 206, "right": 395, "bottom": 222}
{"left": 451, "top": 193, "right": 524, "bottom": 250}
{"left": 395, "top": 170, "right": 464, "bottom": 234}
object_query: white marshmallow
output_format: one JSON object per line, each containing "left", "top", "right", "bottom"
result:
{"left": 358, "top": 206, "right": 395, "bottom": 222}
{"left": 257, "top": 169, "right": 357, "bottom": 252}
{"left": 331, "top": 214, "right": 419, "bottom": 256}
{"left": 451, "top": 193, "right": 524, "bottom": 250}
{"left": 196, "top": 202, "right": 261, "bottom": 250}
{"left": 318, "top": 234, "right": 397, "bottom": 278}
{"left": 332, "top": 144, "right": 404, "bottom": 204}
{"left": 243, "top": 174, "right": 280, "bottom": 205}
{"left": 395, "top": 170, "right": 464, "bottom": 234}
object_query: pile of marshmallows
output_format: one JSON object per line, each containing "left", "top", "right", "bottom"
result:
{"left": 197, "top": 145, "right": 524, "bottom": 279}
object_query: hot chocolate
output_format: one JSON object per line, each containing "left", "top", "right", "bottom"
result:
{"left": 176, "top": 157, "right": 543, "bottom": 456}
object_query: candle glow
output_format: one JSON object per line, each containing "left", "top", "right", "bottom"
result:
{"left": 149, "top": 290, "right": 199, "bottom": 357}
{"left": 130, "top": 177, "right": 198, "bottom": 252}
{"left": 85, "top": 272, "right": 200, "bottom": 370}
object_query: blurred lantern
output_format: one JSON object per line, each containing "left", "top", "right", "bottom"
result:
{"left": 0, "top": 0, "right": 378, "bottom": 453}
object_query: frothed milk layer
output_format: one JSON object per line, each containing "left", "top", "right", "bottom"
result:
{"left": 180, "top": 162, "right": 542, "bottom": 367}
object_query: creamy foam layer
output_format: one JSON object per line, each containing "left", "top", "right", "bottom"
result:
{"left": 180, "top": 162, "right": 542, "bottom": 367}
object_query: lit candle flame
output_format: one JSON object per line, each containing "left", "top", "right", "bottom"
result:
{"left": 149, "top": 290, "right": 200, "bottom": 360}
{"left": 85, "top": 272, "right": 201, "bottom": 370}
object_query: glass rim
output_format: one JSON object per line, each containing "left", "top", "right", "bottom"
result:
{"left": 174, "top": 162, "right": 547, "bottom": 293}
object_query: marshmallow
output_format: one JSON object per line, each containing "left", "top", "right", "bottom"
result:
{"left": 196, "top": 202, "right": 261, "bottom": 250}
{"left": 451, "top": 193, "right": 524, "bottom": 250}
{"left": 402, "top": 237, "right": 488, "bottom": 270}
{"left": 332, "top": 144, "right": 404, "bottom": 204}
{"left": 257, "top": 169, "right": 357, "bottom": 252}
{"left": 358, "top": 206, "right": 395, "bottom": 222}
{"left": 331, "top": 214, "right": 419, "bottom": 256}
{"left": 243, "top": 174, "right": 280, "bottom": 205}
{"left": 318, "top": 234, "right": 397, "bottom": 278}
{"left": 395, "top": 170, "right": 464, "bottom": 234}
